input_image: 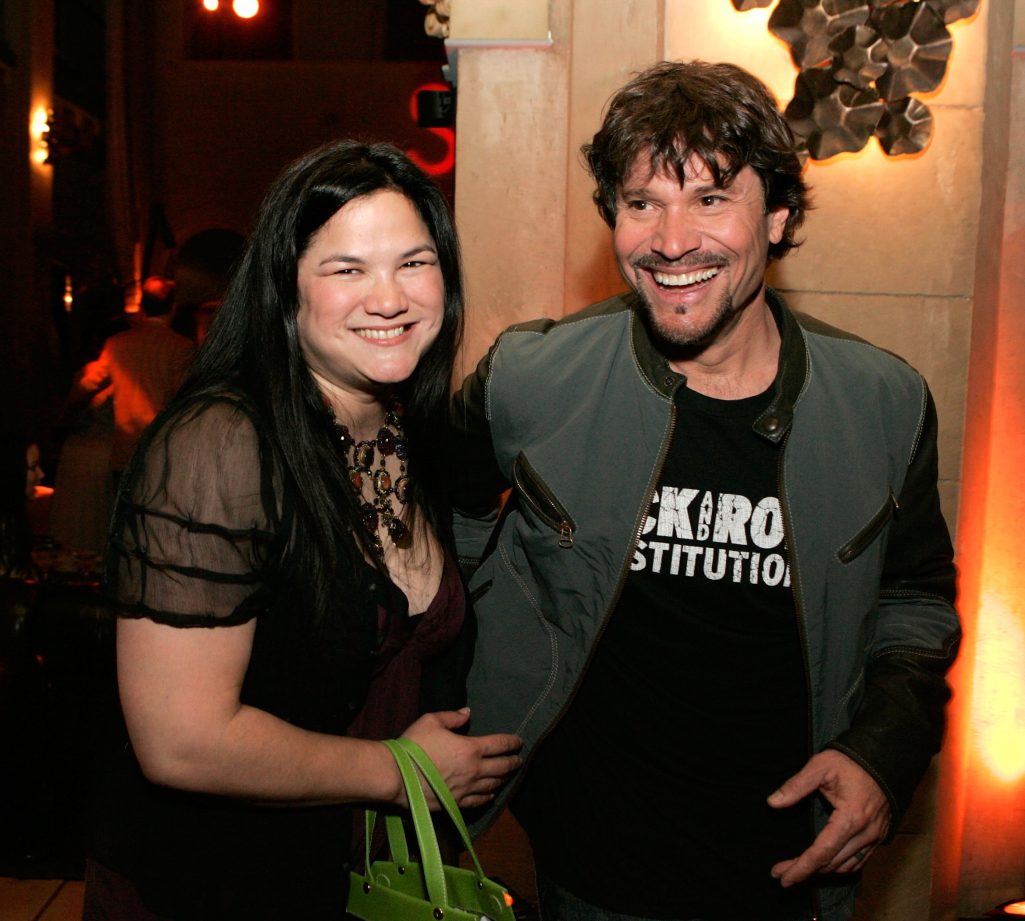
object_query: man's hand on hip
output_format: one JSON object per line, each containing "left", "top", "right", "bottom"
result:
{"left": 766, "top": 749, "right": 892, "bottom": 887}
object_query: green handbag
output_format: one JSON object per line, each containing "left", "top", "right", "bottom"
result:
{"left": 347, "top": 738, "right": 517, "bottom": 921}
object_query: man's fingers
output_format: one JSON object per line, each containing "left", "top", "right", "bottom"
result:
{"left": 769, "top": 752, "right": 889, "bottom": 886}
{"left": 772, "top": 818, "right": 850, "bottom": 886}
{"left": 768, "top": 765, "right": 822, "bottom": 809}
{"left": 772, "top": 844, "right": 831, "bottom": 887}
{"left": 824, "top": 842, "right": 874, "bottom": 874}
{"left": 774, "top": 835, "right": 876, "bottom": 886}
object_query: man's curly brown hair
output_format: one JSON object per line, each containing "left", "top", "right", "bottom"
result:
{"left": 583, "top": 60, "right": 809, "bottom": 261}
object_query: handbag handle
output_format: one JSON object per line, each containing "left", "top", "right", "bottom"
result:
{"left": 393, "top": 737, "right": 489, "bottom": 882}
{"left": 360, "top": 738, "right": 491, "bottom": 911}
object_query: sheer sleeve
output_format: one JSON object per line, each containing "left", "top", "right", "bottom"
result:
{"left": 107, "top": 398, "right": 281, "bottom": 627}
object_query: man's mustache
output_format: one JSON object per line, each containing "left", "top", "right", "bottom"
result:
{"left": 632, "top": 253, "right": 729, "bottom": 271}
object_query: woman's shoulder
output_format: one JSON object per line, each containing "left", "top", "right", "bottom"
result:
{"left": 153, "top": 390, "right": 268, "bottom": 458}
{"left": 166, "top": 389, "right": 260, "bottom": 431}
{"left": 132, "top": 390, "right": 278, "bottom": 514}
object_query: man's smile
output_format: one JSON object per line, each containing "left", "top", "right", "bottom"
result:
{"left": 651, "top": 266, "right": 721, "bottom": 289}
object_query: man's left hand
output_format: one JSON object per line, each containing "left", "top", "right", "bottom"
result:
{"left": 767, "top": 749, "right": 891, "bottom": 887}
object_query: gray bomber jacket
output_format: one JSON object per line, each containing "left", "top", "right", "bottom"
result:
{"left": 451, "top": 289, "right": 959, "bottom": 919}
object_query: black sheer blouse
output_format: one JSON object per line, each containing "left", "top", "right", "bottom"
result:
{"left": 109, "top": 396, "right": 283, "bottom": 626}
{"left": 93, "top": 395, "right": 469, "bottom": 920}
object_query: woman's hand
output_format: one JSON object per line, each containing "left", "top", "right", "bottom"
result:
{"left": 119, "top": 617, "right": 519, "bottom": 810}
{"left": 400, "top": 709, "right": 522, "bottom": 809}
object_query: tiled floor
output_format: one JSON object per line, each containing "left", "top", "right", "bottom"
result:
{"left": 0, "top": 877, "right": 84, "bottom": 921}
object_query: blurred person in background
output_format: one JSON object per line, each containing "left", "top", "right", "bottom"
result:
{"left": 78, "top": 275, "right": 195, "bottom": 488}
{"left": 0, "top": 437, "right": 44, "bottom": 579}
{"left": 51, "top": 304, "right": 122, "bottom": 555}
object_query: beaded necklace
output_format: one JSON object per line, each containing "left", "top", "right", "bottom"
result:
{"left": 329, "top": 400, "right": 410, "bottom": 558}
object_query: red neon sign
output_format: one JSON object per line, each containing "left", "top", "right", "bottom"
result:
{"left": 406, "top": 82, "right": 455, "bottom": 177}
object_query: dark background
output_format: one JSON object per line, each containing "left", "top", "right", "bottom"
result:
{"left": 1, "top": 0, "right": 454, "bottom": 445}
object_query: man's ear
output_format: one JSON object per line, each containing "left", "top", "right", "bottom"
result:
{"left": 767, "top": 205, "right": 789, "bottom": 245}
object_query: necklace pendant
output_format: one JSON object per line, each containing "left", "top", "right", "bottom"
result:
{"left": 355, "top": 442, "right": 375, "bottom": 470}
{"left": 330, "top": 397, "right": 412, "bottom": 555}
{"left": 376, "top": 427, "right": 397, "bottom": 456}
{"left": 360, "top": 502, "right": 378, "bottom": 530}
{"left": 373, "top": 468, "right": 392, "bottom": 497}
{"left": 385, "top": 515, "right": 409, "bottom": 543}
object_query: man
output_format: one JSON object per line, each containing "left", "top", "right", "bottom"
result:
{"left": 451, "top": 61, "right": 959, "bottom": 921}
{"left": 80, "top": 276, "right": 195, "bottom": 483}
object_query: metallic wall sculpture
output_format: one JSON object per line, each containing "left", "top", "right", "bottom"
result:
{"left": 731, "top": 0, "right": 980, "bottom": 160}
{"left": 420, "top": 0, "right": 450, "bottom": 39}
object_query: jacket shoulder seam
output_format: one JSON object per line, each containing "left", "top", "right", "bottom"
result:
{"left": 484, "top": 307, "right": 636, "bottom": 417}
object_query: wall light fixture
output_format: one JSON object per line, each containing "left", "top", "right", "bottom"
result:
{"left": 29, "top": 106, "right": 51, "bottom": 165}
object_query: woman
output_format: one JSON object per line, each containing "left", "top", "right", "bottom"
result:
{"left": 84, "top": 141, "right": 521, "bottom": 920}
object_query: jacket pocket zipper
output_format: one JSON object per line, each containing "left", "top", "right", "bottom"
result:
{"left": 512, "top": 452, "right": 576, "bottom": 549}
{"left": 468, "top": 579, "right": 493, "bottom": 604}
{"left": 836, "top": 490, "right": 898, "bottom": 564}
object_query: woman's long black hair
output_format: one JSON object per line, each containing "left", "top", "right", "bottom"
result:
{"left": 161, "top": 139, "right": 464, "bottom": 624}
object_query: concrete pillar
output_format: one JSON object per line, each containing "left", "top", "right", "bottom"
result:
{"left": 450, "top": 0, "right": 664, "bottom": 378}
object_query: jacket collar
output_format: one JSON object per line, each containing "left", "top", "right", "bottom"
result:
{"left": 628, "top": 286, "right": 809, "bottom": 444}
{"left": 753, "top": 287, "right": 808, "bottom": 444}
{"left": 627, "top": 291, "right": 687, "bottom": 400}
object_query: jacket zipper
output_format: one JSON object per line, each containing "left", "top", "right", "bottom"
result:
{"left": 511, "top": 453, "right": 577, "bottom": 549}
{"left": 836, "top": 491, "right": 899, "bottom": 564}
{"left": 776, "top": 429, "right": 821, "bottom": 921}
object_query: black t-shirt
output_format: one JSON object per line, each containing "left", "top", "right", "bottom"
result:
{"left": 515, "top": 384, "right": 812, "bottom": 920}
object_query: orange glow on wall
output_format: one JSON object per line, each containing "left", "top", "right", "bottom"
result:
{"left": 968, "top": 193, "right": 1025, "bottom": 791}
{"left": 406, "top": 83, "right": 455, "bottom": 178}
{"left": 972, "top": 588, "right": 1025, "bottom": 783}
{"left": 937, "top": 26, "right": 1025, "bottom": 908}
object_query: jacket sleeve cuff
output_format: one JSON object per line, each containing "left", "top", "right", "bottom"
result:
{"left": 824, "top": 646, "right": 956, "bottom": 831}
